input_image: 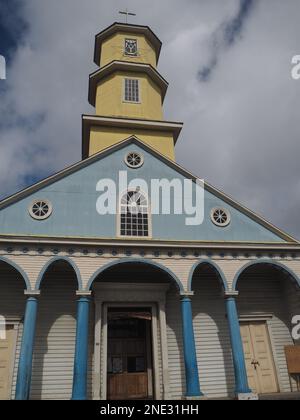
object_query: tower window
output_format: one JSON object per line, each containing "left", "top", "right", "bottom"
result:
{"left": 124, "top": 39, "right": 138, "bottom": 56}
{"left": 124, "top": 79, "right": 140, "bottom": 103}
{"left": 119, "top": 190, "right": 150, "bottom": 237}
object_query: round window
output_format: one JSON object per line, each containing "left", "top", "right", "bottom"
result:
{"left": 211, "top": 207, "right": 231, "bottom": 227}
{"left": 29, "top": 200, "right": 53, "bottom": 220}
{"left": 125, "top": 152, "right": 144, "bottom": 169}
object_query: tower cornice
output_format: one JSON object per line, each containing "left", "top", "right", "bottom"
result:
{"left": 88, "top": 60, "right": 169, "bottom": 107}
{"left": 82, "top": 115, "right": 183, "bottom": 159}
{"left": 94, "top": 22, "right": 162, "bottom": 66}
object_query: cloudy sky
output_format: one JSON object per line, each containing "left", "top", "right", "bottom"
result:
{"left": 0, "top": 0, "right": 300, "bottom": 238}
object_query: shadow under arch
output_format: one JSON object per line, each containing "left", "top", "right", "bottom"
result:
{"left": 35, "top": 256, "right": 82, "bottom": 290}
{"left": 87, "top": 257, "right": 184, "bottom": 291}
{"left": 188, "top": 259, "right": 228, "bottom": 292}
{"left": 232, "top": 259, "right": 300, "bottom": 291}
{"left": 188, "top": 260, "right": 235, "bottom": 396}
{"left": 0, "top": 256, "right": 31, "bottom": 290}
{"left": 31, "top": 258, "right": 79, "bottom": 400}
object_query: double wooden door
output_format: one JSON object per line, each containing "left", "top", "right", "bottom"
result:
{"left": 240, "top": 322, "right": 278, "bottom": 394}
{"left": 107, "top": 314, "right": 151, "bottom": 400}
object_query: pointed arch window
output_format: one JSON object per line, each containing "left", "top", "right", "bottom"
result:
{"left": 119, "top": 190, "right": 151, "bottom": 238}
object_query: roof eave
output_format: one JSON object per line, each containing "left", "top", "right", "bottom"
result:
{"left": 88, "top": 60, "right": 168, "bottom": 107}
{"left": 81, "top": 115, "right": 184, "bottom": 159}
{"left": 94, "top": 22, "right": 162, "bottom": 66}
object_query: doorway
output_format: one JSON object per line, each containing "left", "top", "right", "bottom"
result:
{"left": 0, "top": 325, "right": 17, "bottom": 400}
{"left": 240, "top": 321, "right": 279, "bottom": 394}
{"left": 107, "top": 308, "right": 153, "bottom": 400}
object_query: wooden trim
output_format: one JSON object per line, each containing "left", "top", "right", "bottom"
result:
{"left": 0, "top": 235, "right": 298, "bottom": 249}
{"left": 266, "top": 319, "right": 285, "bottom": 393}
{"left": 6, "top": 321, "right": 20, "bottom": 400}
{"left": 158, "top": 300, "right": 171, "bottom": 399}
{"left": 93, "top": 283, "right": 170, "bottom": 400}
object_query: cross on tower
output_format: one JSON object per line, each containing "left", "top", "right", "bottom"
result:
{"left": 119, "top": 8, "right": 136, "bottom": 24}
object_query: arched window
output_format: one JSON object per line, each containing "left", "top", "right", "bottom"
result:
{"left": 119, "top": 190, "right": 150, "bottom": 237}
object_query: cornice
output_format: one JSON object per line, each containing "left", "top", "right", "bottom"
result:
{"left": 88, "top": 60, "right": 168, "bottom": 106}
{"left": 94, "top": 22, "right": 162, "bottom": 66}
{"left": 82, "top": 115, "right": 183, "bottom": 158}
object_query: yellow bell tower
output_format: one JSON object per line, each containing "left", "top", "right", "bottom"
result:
{"left": 82, "top": 22, "right": 183, "bottom": 161}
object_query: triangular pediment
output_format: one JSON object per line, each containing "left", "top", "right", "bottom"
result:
{"left": 0, "top": 136, "right": 297, "bottom": 244}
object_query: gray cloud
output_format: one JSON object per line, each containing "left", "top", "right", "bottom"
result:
{"left": 198, "top": 0, "right": 257, "bottom": 81}
{"left": 0, "top": 0, "right": 300, "bottom": 239}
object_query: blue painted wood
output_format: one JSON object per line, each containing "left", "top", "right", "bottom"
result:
{"left": 15, "top": 297, "right": 38, "bottom": 400}
{"left": 181, "top": 296, "right": 203, "bottom": 397}
{"left": 71, "top": 296, "right": 90, "bottom": 400}
{"left": 226, "top": 297, "right": 252, "bottom": 395}
{"left": 0, "top": 142, "right": 287, "bottom": 243}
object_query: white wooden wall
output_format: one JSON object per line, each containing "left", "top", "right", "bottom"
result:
{"left": 0, "top": 266, "right": 26, "bottom": 399}
{"left": 30, "top": 265, "right": 77, "bottom": 400}
{"left": 237, "top": 269, "right": 296, "bottom": 393}
{"left": 1, "top": 256, "right": 300, "bottom": 400}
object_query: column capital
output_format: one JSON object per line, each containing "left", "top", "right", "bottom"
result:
{"left": 180, "top": 291, "right": 194, "bottom": 299}
{"left": 76, "top": 290, "right": 92, "bottom": 297}
{"left": 224, "top": 291, "right": 239, "bottom": 298}
{"left": 24, "top": 290, "right": 40, "bottom": 297}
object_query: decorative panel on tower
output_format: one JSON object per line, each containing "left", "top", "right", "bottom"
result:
{"left": 82, "top": 23, "right": 183, "bottom": 161}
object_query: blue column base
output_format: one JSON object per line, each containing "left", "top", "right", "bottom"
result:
{"left": 226, "top": 296, "right": 252, "bottom": 396}
{"left": 71, "top": 296, "right": 90, "bottom": 401}
{"left": 15, "top": 296, "right": 39, "bottom": 400}
{"left": 181, "top": 296, "right": 203, "bottom": 398}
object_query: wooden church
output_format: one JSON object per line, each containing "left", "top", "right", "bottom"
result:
{"left": 0, "top": 21, "right": 300, "bottom": 401}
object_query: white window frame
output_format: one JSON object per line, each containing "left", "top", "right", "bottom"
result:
{"left": 123, "top": 78, "right": 141, "bottom": 104}
{"left": 117, "top": 189, "right": 152, "bottom": 239}
{"left": 124, "top": 38, "right": 139, "bottom": 57}
{"left": 28, "top": 199, "right": 53, "bottom": 221}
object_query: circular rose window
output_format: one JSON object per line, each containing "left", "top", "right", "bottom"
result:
{"left": 211, "top": 207, "right": 231, "bottom": 227}
{"left": 125, "top": 152, "right": 144, "bottom": 169}
{"left": 29, "top": 200, "right": 53, "bottom": 220}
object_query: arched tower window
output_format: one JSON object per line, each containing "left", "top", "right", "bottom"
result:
{"left": 119, "top": 190, "right": 151, "bottom": 237}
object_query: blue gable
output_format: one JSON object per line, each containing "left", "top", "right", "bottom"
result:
{"left": 0, "top": 140, "right": 289, "bottom": 243}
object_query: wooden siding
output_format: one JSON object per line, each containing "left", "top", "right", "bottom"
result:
{"left": 237, "top": 267, "right": 297, "bottom": 393}
{"left": 165, "top": 285, "right": 185, "bottom": 399}
{"left": 282, "top": 279, "right": 300, "bottom": 391}
{"left": 30, "top": 263, "right": 77, "bottom": 400}
{"left": 0, "top": 265, "right": 26, "bottom": 399}
{"left": 1, "top": 254, "right": 300, "bottom": 399}
{"left": 192, "top": 268, "right": 235, "bottom": 398}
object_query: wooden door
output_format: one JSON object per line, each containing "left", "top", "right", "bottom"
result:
{"left": 107, "top": 315, "right": 151, "bottom": 400}
{"left": 240, "top": 322, "right": 278, "bottom": 394}
{"left": 0, "top": 326, "right": 16, "bottom": 400}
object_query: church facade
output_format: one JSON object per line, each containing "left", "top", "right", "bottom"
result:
{"left": 0, "top": 22, "right": 300, "bottom": 401}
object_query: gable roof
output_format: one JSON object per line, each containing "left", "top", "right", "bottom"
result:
{"left": 0, "top": 136, "right": 298, "bottom": 244}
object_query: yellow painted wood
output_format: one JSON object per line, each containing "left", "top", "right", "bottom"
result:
{"left": 0, "top": 326, "right": 15, "bottom": 400}
{"left": 240, "top": 322, "right": 278, "bottom": 394}
{"left": 95, "top": 72, "right": 163, "bottom": 120}
{"left": 87, "top": 26, "right": 177, "bottom": 161}
{"left": 100, "top": 33, "right": 157, "bottom": 68}
{"left": 89, "top": 127, "right": 175, "bottom": 161}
